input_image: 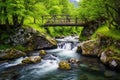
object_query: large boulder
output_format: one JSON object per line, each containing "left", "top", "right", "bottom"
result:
{"left": 0, "top": 49, "right": 26, "bottom": 60}
{"left": 6, "top": 27, "right": 57, "bottom": 51}
{"left": 32, "top": 35, "right": 57, "bottom": 50}
{"left": 100, "top": 48, "right": 120, "bottom": 70}
{"left": 22, "top": 56, "right": 41, "bottom": 64}
{"left": 77, "top": 40, "right": 99, "bottom": 56}
{"left": 58, "top": 61, "right": 71, "bottom": 70}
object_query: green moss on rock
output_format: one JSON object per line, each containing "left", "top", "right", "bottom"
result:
{"left": 22, "top": 56, "right": 41, "bottom": 64}
{"left": 77, "top": 39, "right": 99, "bottom": 56}
{"left": 0, "top": 49, "right": 26, "bottom": 60}
{"left": 58, "top": 61, "right": 71, "bottom": 70}
{"left": 39, "top": 50, "right": 47, "bottom": 57}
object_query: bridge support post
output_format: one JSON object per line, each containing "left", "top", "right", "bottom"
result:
{"left": 42, "top": 16, "right": 44, "bottom": 24}
{"left": 53, "top": 15, "right": 56, "bottom": 23}
{"left": 75, "top": 17, "right": 77, "bottom": 24}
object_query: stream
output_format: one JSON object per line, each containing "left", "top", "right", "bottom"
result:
{"left": 0, "top": 36, "right": 120, "bottom": 80}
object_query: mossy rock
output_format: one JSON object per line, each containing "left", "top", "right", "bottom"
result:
{"left": 100, "top": 48, "right": 120, "bottom": 70}
{"left": 77, "top": 40, "right": 99, "bottom": 56}
{"left": 0, "top": 49, "right": 26, "bottom": 60}
{"left": 46, "top": 36, "right": 57, "bottom": 46}
{"left": 58, "top": 61, "right": 71, "bottom": 70}
{"left": 39, "top": 50, "right": 47, "bottom": 57}
{"left": 22, "top": 56, "right": 41, "bottom": 64}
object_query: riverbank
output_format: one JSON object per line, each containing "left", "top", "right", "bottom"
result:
{"left": 77, "top": 25, "right": 120, "bottom": 72}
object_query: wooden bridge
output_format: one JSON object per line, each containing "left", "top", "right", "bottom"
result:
{"left": 42, "top": 15, "right": 86, "bottom": 27}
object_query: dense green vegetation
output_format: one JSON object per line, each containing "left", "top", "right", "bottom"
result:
{"left": 76, "top": 0, "right": 120, "bottom": 41}
{"left": 0, "top": 0, "right": 120, "bottom": 41}
{"left": 0, "top": 0, "right": 82, "bottom": 37}
{"left": 77, "top": 0, "right": 120, "bottom": 29}
{"left": 92, "top": 25, "right": 120, "bottom": 40}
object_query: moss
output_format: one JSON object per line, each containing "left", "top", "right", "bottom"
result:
{"left": 22, "top": 56, "right": 41, "bottom": 64}
{"left": 108, "top": 57, "right": 120, "bottom": 61}
{"left": 39, "top": 50, "right": 47, "bottom": 57}
{"left": 79, "top": 36, "right": 88, "bottom": 41}
{"left": 22, "top": 57, "right": 32, "bottom": 64}
{"left": 92, "top": 25, "right": 120, "bottom": 40}
{"left": 14, "top": 45, "right": 26, "bottom": 51}
{"left": 26, "top": 43, "right": 34, "bottom": 51}
{"left": 45, "top": 35, "right": 57, "bottom": 46}
{"left": 59, "top": 61, "right": 71, "bottom": 70}
{"left": 102, "top": 46, "right": 120, "bottom": 63}
{"left": 105, "top": 46, "right": 120, "bottom": 56}
{"left": 1, "top": 49, "right": 26, "bottom": 60}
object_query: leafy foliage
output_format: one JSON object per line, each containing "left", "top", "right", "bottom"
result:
{"left": 0, "top": 0, "right": 81, "bottom": 37}
{"left": 77, "top": 0, "right": 120, "bottom": 29}
{"left": 77, "top": 0, "right": 105, "bottom": 20}
{"left": 92, "top": 25, "right": 120, "bottom": 40}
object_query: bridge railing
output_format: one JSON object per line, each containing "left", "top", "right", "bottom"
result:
{"left": 42, "top": 15, "right": 86, "bottom": 26}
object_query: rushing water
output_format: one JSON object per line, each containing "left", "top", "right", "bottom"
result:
{"left": 0, "top": 36, "right": 120, "bottom": 80}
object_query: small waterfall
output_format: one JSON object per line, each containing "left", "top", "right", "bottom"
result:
{"left": 62, "top": 43, "right": 72, "bottom": 50}
{"left": 57, "top": 36, "right": 79, "bottom": 50}
{"left": 57, "top": 42, "right": 79, "bottom": 52}
{"left": 55, "top": 36, "right": 80, "bottom": 60}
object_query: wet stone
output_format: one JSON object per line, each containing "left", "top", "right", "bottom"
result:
{"left": 104, "top": 70, "right": 116, "bottom": 78}
{"left": 78, "top": 74, "right": 88, "bottom": 80}
{"left": 0, "top": 69, "right": 19, "bottom": 80}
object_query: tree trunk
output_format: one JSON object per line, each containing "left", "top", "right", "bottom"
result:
{"left": 3, "top": 0, "right": 10, "bottom": 31}
{"left": 12, "top": 14, "right": 19, "bottom": 27}
{"left": 19, "top": 16, "right": 24, "bottom": 27}
{"left": 34, "top": 17, "right": 36, "bottom": 23}
{"left": 0, "top": 7, "right": 2, "bottom": 25}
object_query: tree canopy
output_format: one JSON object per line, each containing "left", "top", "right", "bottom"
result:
{"left": 77, "top": 0, "right": 120, "bottom": 29}
{"left": 0, "top": 0, "right": 120, "bottom": 36}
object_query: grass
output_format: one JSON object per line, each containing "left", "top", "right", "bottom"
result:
{"left": 47, "top": 26, "right": 83, "bottom": 37}
{"left": 23, "top": 23, "right": 46, "bottom": 34}
{"left": 91, "top": 25, "right": 120, "bottom": 54}
{"left": 92, "top": 25, "right": 120, "bottom": 40}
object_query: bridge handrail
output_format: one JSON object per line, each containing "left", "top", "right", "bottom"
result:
{"left": 42, "top": 14, "right": 86, "bottom": 26}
